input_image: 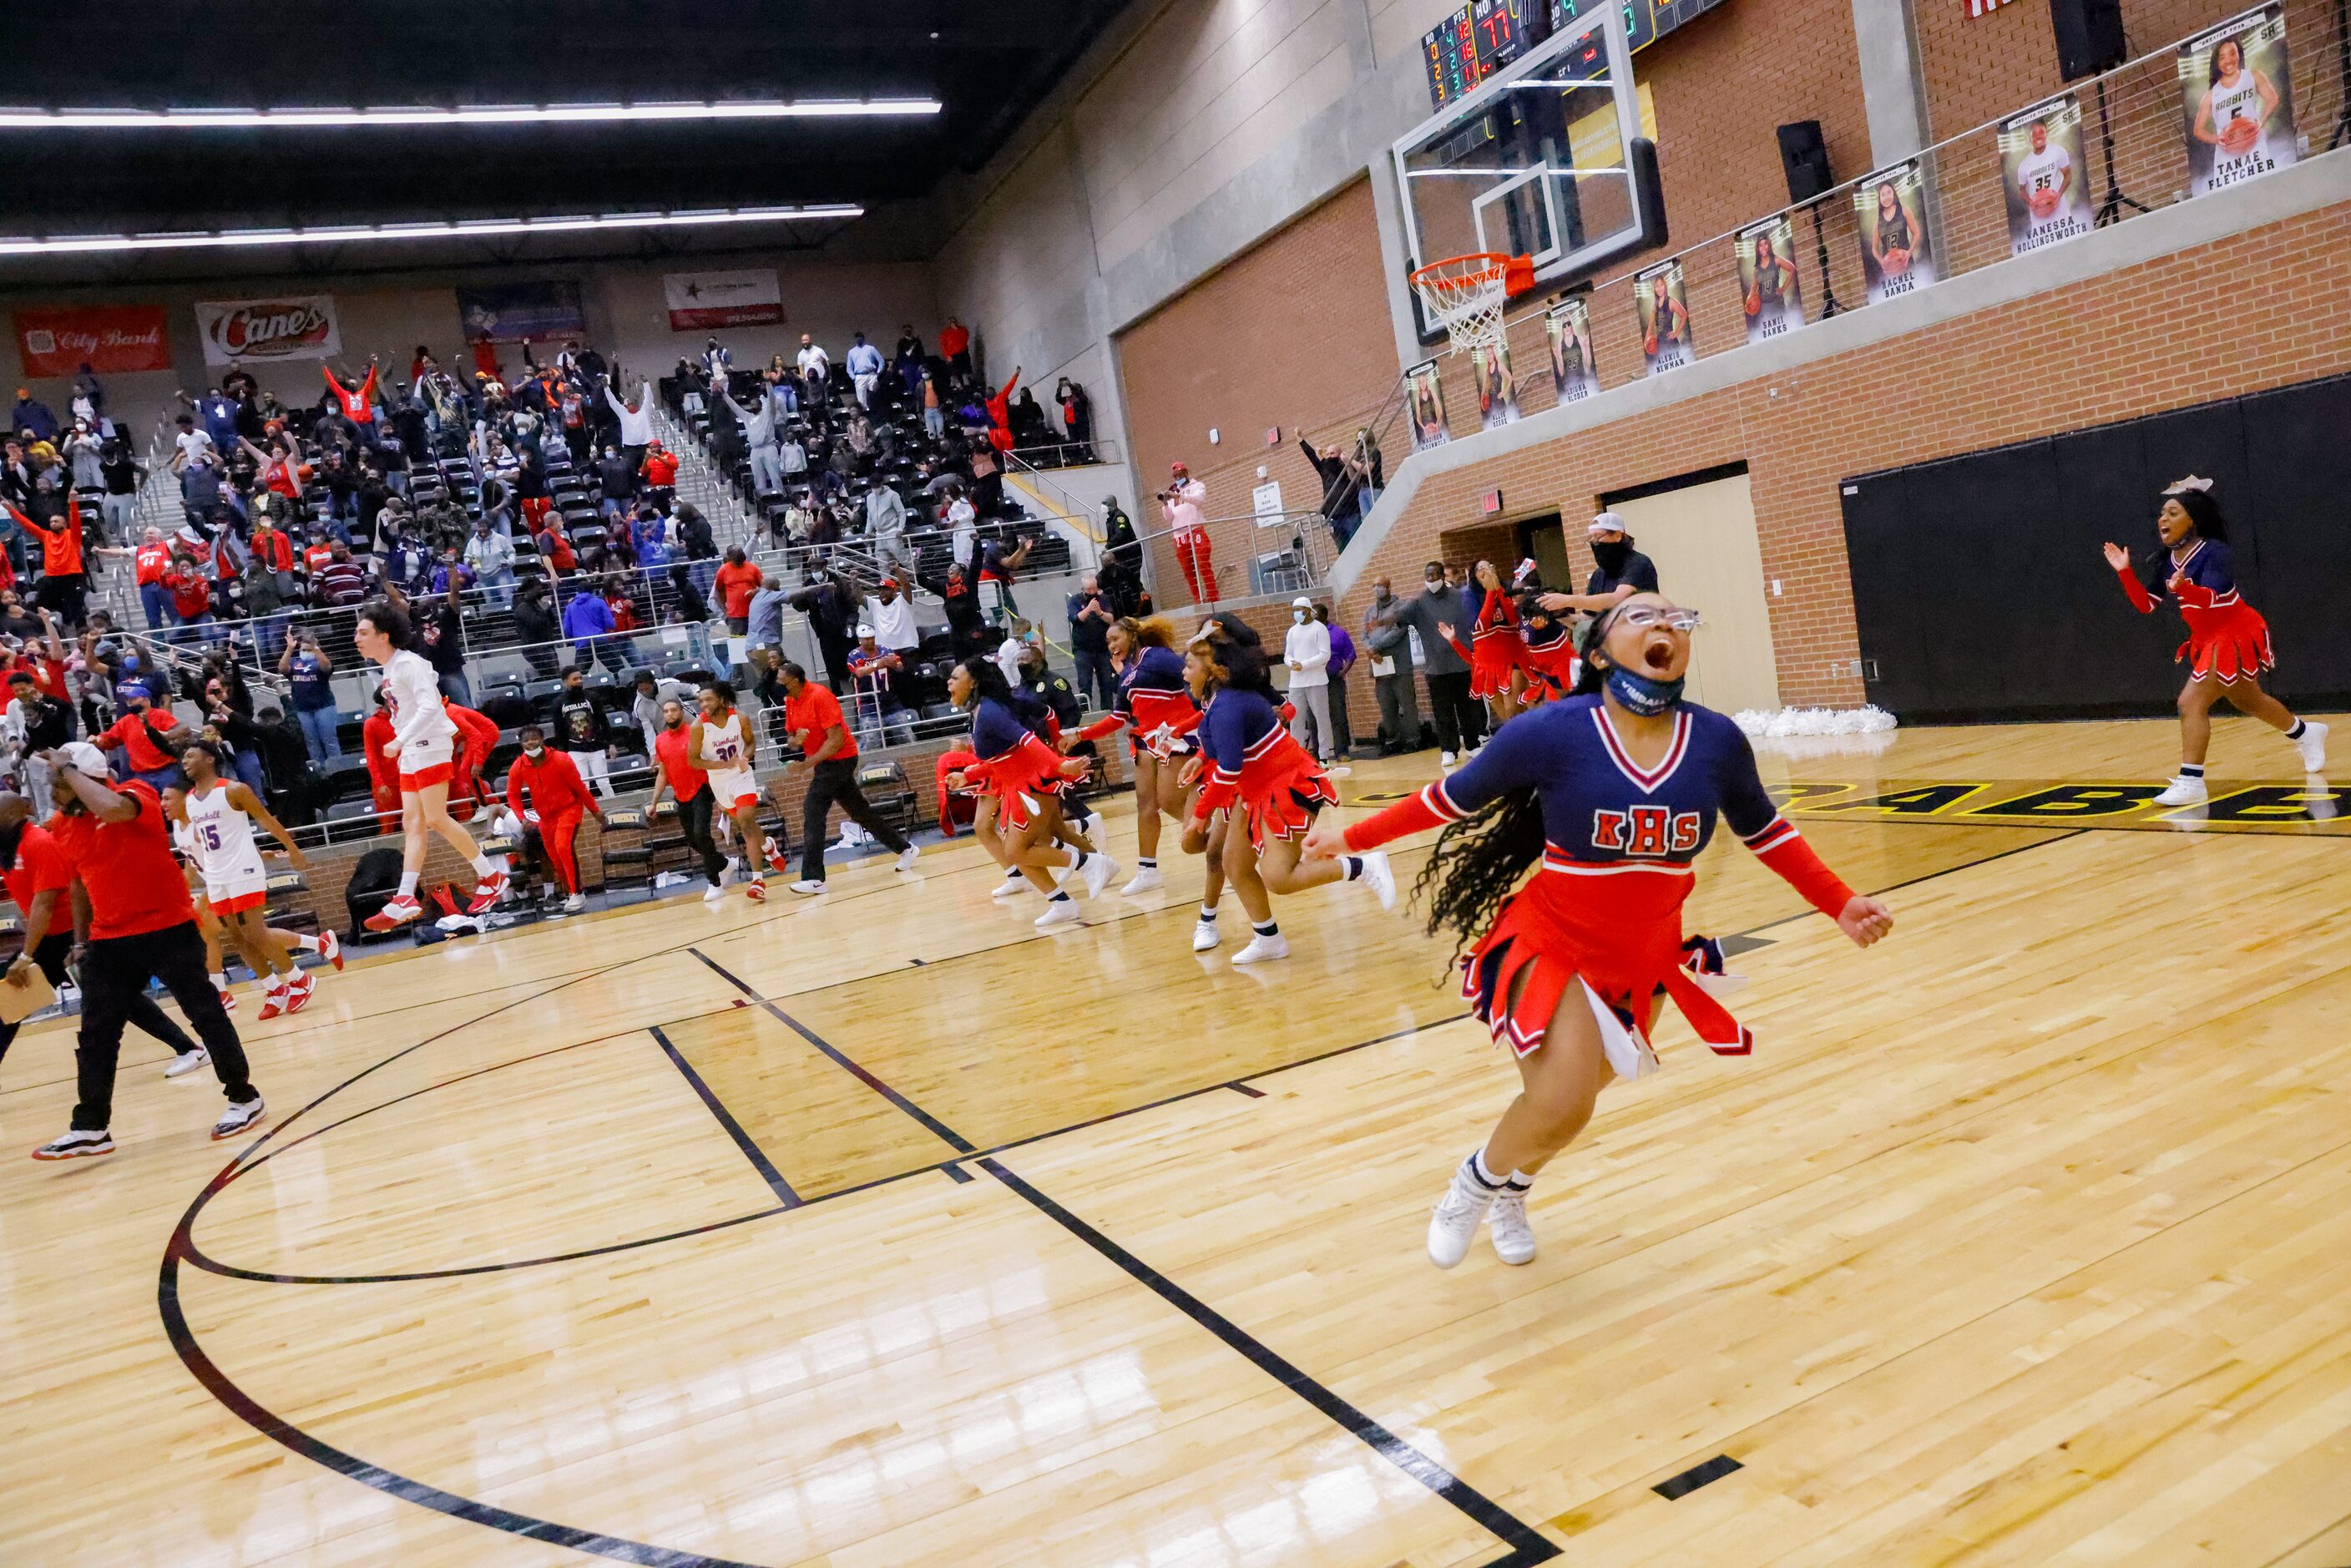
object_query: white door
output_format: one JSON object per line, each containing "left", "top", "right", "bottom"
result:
{"left": 1607, "top": 473, "right": 1782, "bottom": 714}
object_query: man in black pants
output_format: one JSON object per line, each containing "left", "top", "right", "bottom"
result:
{"left": 646, "top": 697, "right": 730, "bottom": 900}
{"left": 1388, "top": 560, "right": 1485, "bottom": 766}
{"left": 28, "top": 742, "right": 264, "bottom": 1161}
{"left": 774, "top": 660, "right": 921, "bottom": 895}
{"left": 0, "top": 792, "right": 209, "bottom": 1082}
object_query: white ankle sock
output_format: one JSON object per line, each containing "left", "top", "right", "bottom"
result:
{"left": 397, "top": 873, "right": 419, "bottom": 898}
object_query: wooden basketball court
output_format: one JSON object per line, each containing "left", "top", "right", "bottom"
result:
{"left": 5, "top": 715, "right": 2348, "bottom": 1567}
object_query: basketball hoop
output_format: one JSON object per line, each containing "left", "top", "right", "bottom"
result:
{"left": 1409, "top": 251, "right": 1534, "bottom": 356}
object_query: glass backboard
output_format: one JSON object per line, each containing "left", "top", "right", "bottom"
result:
{"left": 1393, "top": 3, "right": 1645, "bottom": 325}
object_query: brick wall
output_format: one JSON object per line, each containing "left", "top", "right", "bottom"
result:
{"left": 1336, "top": 191, "right": 2351, "bottom": 727}
{"left": 1114, "top": 177, "right": 1403, "bottom": 596}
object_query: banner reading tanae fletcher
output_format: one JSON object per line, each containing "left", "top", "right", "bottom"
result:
{"left": 2181, "top": 4, "right": 2296, "bottom": 198}
{"left": 665, "top": 270, "right": 782, "bottom": 331}
{"left": 1855, "top": 161, "right": 1935, "bottom": 304}
{"left": 1735, "top": 215, "right": 1803, "bottom": 345}
{"left": 1635, "top": 260, "right": 1692, "bottom": 376}
{"left": 1544, "top": 298, "right": 1597, "bottom": 402}
{"left": 195, "top": 296, "right": 341, "bottom": 367}
{"left": 1999, "top": 94, "right": 2094, "bottom": 255}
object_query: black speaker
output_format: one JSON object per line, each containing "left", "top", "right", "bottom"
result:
{"left": 1776, "top": 121, "right": 1833, "bottom": 205}
{"left": 2050, "top": 0, "right": 2127, "bottom": 81}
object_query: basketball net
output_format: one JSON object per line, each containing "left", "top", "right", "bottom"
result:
{"left": 1409, "top": 252, "right": 1532, "bottom": 356}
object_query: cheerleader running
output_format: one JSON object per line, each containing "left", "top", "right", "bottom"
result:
{"left": 1302, "top": 592, "right": 1891, "bottom": 1267}
{"left": 1065, "top": 615, "right": 1201, "bottom": 895}
{"left": 167, "top": 748, "right": 341, "bottom": 1019}
{"left": 1464, "top": 560, "right": 1526, "bottom": 726}
{"left": 948, "top": 656, "right": 1117, "bottom": 928}
{"left": 2102, "top": 478, "right": 2326, "bottom": 805}
{"left": 356, "top": 600, "right": 509, "bottom": 929}
{"left": 1178, "top": 620, "right": 1393, "bottom": 964}
{"left": 1514, "top": 594, "right": 1580, "bottom": 706}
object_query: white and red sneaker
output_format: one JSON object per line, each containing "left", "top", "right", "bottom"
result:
{"left": 255, "top": 983, "right": 287, "bottom": 1022}
{"left": 318, "top": 930, "right": 344, "bottom": 971}
{"left": 211, "top": 979, "right": 237, "bottom": 1013}
{"left": 465, "top": 871, "right": 510, "bottom": 915}
{"left": 745, "top": 877, "right": 767, "bottom": 903}
{"left": 283, "top": 971, "right": 316, "bottom": 1014}
{"left": 363, "top": 894, "right": 423, "bottom": 933}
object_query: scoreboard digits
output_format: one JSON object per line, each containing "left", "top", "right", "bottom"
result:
{"left": 1420, "top": 0, "right": 1727, "bottom": 110}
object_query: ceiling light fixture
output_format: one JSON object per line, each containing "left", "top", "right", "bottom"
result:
{"left": 0, "top": 100, "right": 940, "bottom": 129}
{"left": 0, "top": 205, "right": 865, "bottom": 257}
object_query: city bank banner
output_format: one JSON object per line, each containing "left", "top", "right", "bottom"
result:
{"left": 2181, "top": 4, "right": 2297, "bottom": 199}
{"left": 1734, "top": 214, "right": 1804, "bottom": 345}
{"left": 458, "top": 281, "right": 586, "bottom": 343}
{"left": 194, "top": 295, "right": 341, "bottom": 367}
{"left": 1855, "top": 160, "right": 1936, "bottom": 304}
{"left": 13, "top": 304, "right": 172, "bottom": 377}
{"left": 1998, "top": 94, "right": 2095, "bottom": 256}
{"left": 664, "top": 269, "right": 782, "bottom": 331}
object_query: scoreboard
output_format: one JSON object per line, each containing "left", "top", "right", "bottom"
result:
{"left": 1418, "top": 0, "right": 1730, "bottom": 110}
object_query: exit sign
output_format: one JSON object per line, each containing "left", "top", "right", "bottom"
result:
{"left": 1481, "top": 488, "right": 1504, "bottom": 513}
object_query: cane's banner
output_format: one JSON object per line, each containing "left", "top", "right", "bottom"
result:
{"left": 664, "top": 269, "right": 782, "bottom": 331}
{"left": 13, "top": 305, "right": 173, "bottom": 377}
{"left": 194, "top": 295, "right": 342, "bottom": 366}
{"left": 458, "top": 281, "right": 585, "bottom": 343}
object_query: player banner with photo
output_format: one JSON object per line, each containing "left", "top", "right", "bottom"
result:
{"left": 1735, "top": 215, "right": 1805, "bottom": 345}
{"left": 1999, "top": 94, "right": 2095, "bottom": 255}
{"left": 1635, "top": 259, "right": 1693, "bottom": 376}
{"left": 1544, "top": 297, "right": 1598, "bottom": 403}
{"left": 1406, "top": 358, "right": 1451, "bottom": 451}
{"left": 1855, "top": 160, "right": 1936, "bottom": 305}
{"left": 1471, "top": 340, "right": 1521, "bottom": 428}
{"left": 2181, "top": 4, "right": 2296, "bottom": 198}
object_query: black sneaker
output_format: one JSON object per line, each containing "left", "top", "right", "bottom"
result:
{"left": 210, "top": 1096, "right": 266, "bottom": 1141}
{"left": 32, "top": 1128, "right": 114, "bottom": 1161}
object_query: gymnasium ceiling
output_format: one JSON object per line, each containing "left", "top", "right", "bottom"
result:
{"left": 0, "top": 0, "right": 1135, "bottom": 283}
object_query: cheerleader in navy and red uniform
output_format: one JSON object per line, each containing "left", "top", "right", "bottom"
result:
{"left": 2103, "top": 478, "right": 2326, "bottom": 806}
{"left": 1175, "top": 620, "right": 1393, "bottom": 964}
{"left": 947, "top": 656, "right": 1118, "bottom": 928}
{"left": 1512, "top": 594, "right": 1580, "bottom": 706}
{"left": 1303, "top": 592, "right": 1892, "bottom": 1270}
{"left": 1066, "top": 616, "right": 1201, "bottom": 897}
{"left": 1462, "top": 561, "right": 1527, "bottom": 724}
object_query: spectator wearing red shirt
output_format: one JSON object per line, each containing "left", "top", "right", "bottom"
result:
{"left": 113, "top": 526, "right": 176, "bottom": 631}
{"left": 775, "top": 659, "right": 917, "bottom": 893}
{"left": 8, "top": 494, "right": 88, "bottom": 628}
{"left": 446, "top": 702, "right": 503, "bottom": 822}
{"left": 938, "top": 316, "right": 972, "bottom": 379}
{"left": 361, "top": 695, "right": 402, "bottom": 831}
{"left": 714, "top": 550, "right": 762, "bottom": 635}
{"left": 322, "top": 359, "right": 382, "bottom": 442}
{"left": 163, "top": 551, "right": 215, "bottom": 631}
{"left": 641, "top": 442, "right": 679, "bottom": 506}
{"left": 98, "top": 686, "right": 189, "bottom": 791}
{"left": 28, "top": 743, "right": 262, "bottom": 1159}
{"left": 504, "top": 726, "right": 602, "bottom": 910}
{"left": 0, "top": 796, "right": 203, "bottom": 1078}
{"left": 645, "top": 695, "right": 726, "bottom": 895}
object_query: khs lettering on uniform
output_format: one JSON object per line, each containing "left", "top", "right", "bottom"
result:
{"left": 1590, "top": 805, "right": 1701, "bottom": 856}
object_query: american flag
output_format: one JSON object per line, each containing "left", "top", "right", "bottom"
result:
{"left": 1967, "top": 0, "right": 2019, "bottom": 15}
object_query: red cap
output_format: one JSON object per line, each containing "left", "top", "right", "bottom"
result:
{"left": 1170, "top": 460, "right": 1188, "bottom": 476}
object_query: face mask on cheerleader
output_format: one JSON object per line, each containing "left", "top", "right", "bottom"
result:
{"left": 1595, "top": 658, "right": 1685, "bottom": 716}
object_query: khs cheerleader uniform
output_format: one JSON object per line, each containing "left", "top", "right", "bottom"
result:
{"left": 181, "top": 781, "right": 270, "bottom": 913}
{"left": 380, "top": 649, "right": 458, "bottom": 790}
{"left": 1189, "top": 686, "right": 1339, "bottom": 852}
{"left": 696, "top": 708, "right": 761, "bottom": 810}
{"left": 1517, "top": 619, "right": 1581, "bottom": 705}
{"left": 2114, "top": 538, "right": 2274, "bottom": 683}
{"left": 1071, "top": 644, "right": 1202, "bottom": 760}
{"left": 964, "top": 695, "right": 1070, "bottom": 832}
{"left": 1342, "top": 697, "right": 1856, "bottom": 1077}
{"left": 1468, "top": 589, "right": 1527, "bottom": 701}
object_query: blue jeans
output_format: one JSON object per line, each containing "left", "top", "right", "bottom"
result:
{"left": 226, "top": 748, "right": 265, "bottom": 795}
{"left": 296, "top": 704, "right": 341, "bottom": 763}
{"left": 133, "top": 764, "right": 182, "bottom": 794}
{"left": 251, "top": 610, "right": 289, "bottom": 662}
{"left": 139, "top": 583, "right": 169, "bottom": 630}
{"left": 437, "top": 670, "right": 472, "bottom": 708}
{"left": 481, "top": 568, "right": 515, "bottom": 607}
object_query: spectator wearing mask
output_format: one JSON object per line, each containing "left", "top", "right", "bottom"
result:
{"left": 1159, "top": 462, "right": 1214, "bottom": 604}
{"left": 1387, "top": 562, "right": 1483, "bottom": 766}
{"left": 725, "top": 384, "right": 784, "bottom": 497}
{"left": 917, "top": 553, "right": 988, "bottom": 660}
{"left": 512, "top": 574, "right": 562, "bottom": 679}
{"left": 97, "top": 437, "right": 143, "bottom": 544}
{"left": 321, "top": 359, "right": 382, "bottom": 445}
{"left": 280, "top": 631, "right": 341, "bottom": 763}
{"left": 640, "top": 440, "right": 679, "bottom": 512}
{"left": 594, "top": 444, "right": 638, "bottom": 518}
{"left": 604, "top": 382, "right": 655, "bottom": 464}
{"left": 97, "top": 684, "right": 188, "bottom": 792}
{"left": 504, "top": 725, "right": 602, "bottom": 913}
{"left": 1539, "top": 511, "right": 1659, "bottom": 615}
{"left": 845, "top": 627, "right": 918, "bottom": 746}
{"left": 545, "top": 666, "right": 618, "bottom": 797}
{"left": 845, "top": 332, "right": 884, "bottom": 408}
{"left": 1283, "top": 596, "right": 1337, "bottom": 766}
{"left": 1065, "top": 573, "right": 1115, "bottom": 711}
{"left": 466, "top": 516, "right": 518, "bottom": 606}
{"left": 1317, "top": 602, "right": 1356, "bottom": 763}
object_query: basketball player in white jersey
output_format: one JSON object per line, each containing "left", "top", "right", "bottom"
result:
{"left": 2194, "top": 35, "right": 2283, "bottom": 185}
{"left": 690, "top": 680, "right": 770, "bottom": 903}
{"left": 354, "top": 599, "right": 508, "bottom": 929}
{"left": 2014, "top": 119, "right": 2076, "bottom": 237}
{"left": 170, "top": 746, "right": 340, "bottom": 1019}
